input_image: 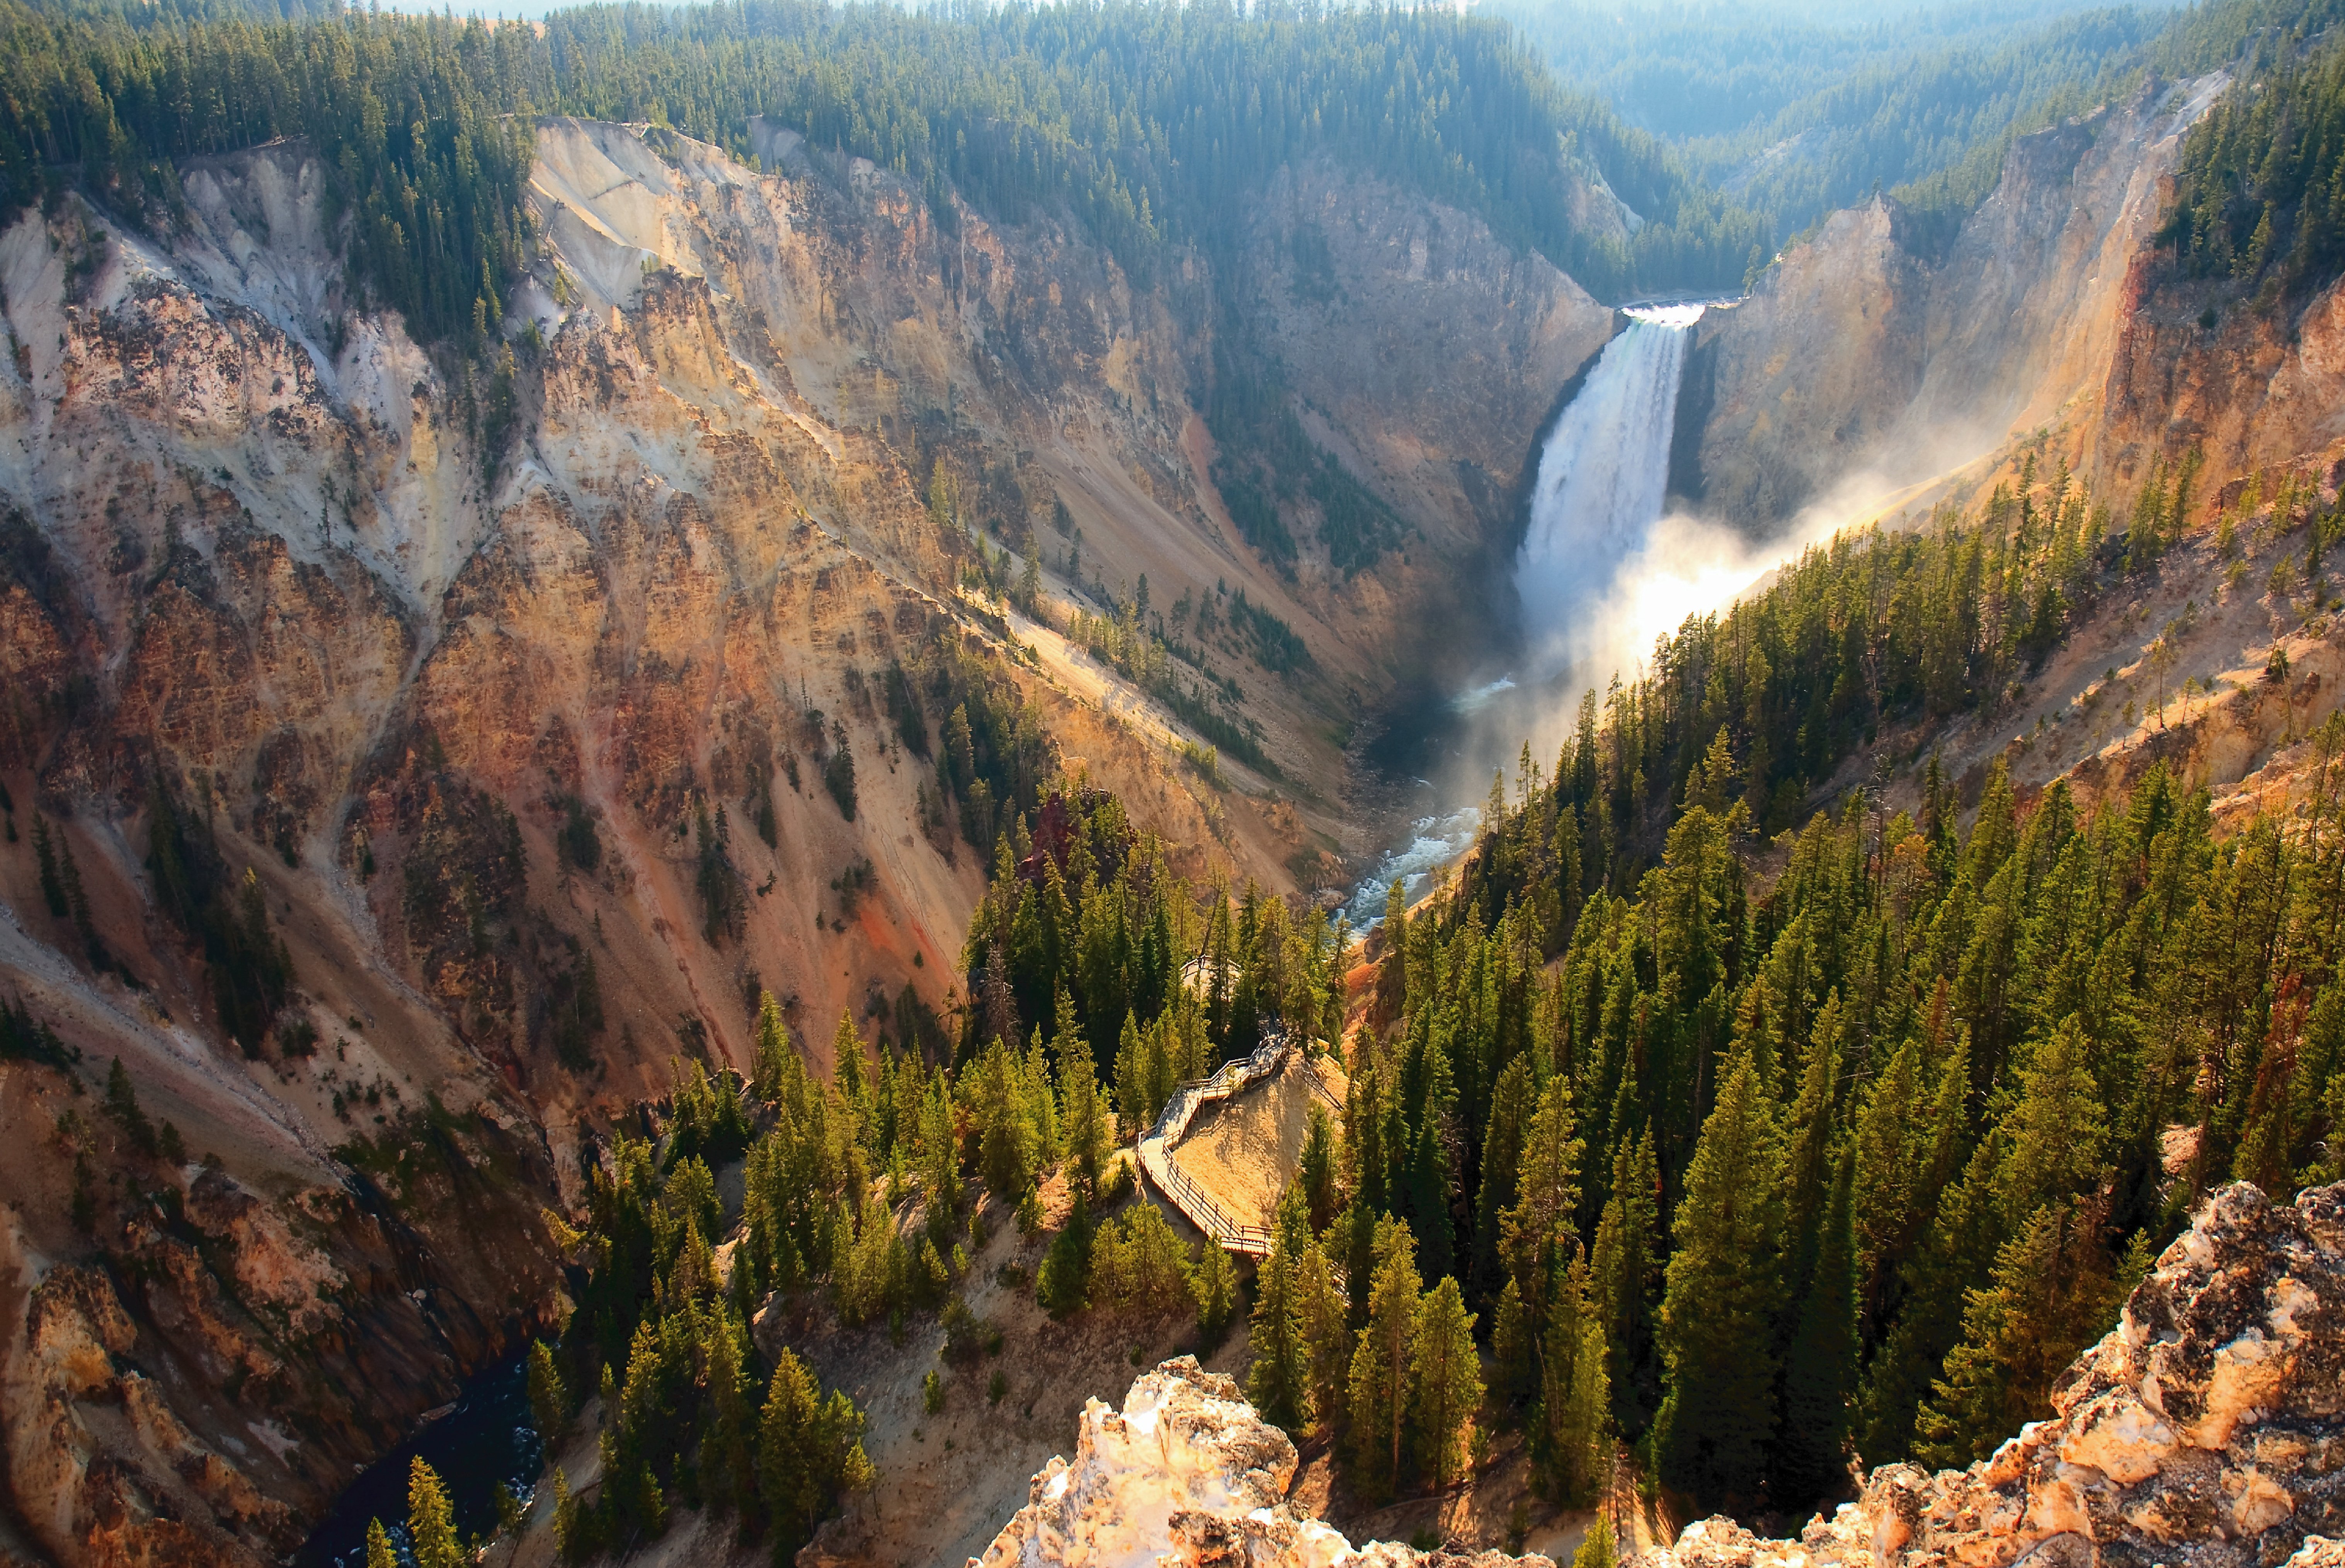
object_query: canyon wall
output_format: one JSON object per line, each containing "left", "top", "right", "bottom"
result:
{"left": 0, "top": 120, "right": 1609, "bottom": 1565}
{"left": 1680, "top": 72, "right": 2244, "bottom": 531}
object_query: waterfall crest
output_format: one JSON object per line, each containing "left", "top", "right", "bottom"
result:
{"left": 1515, "top": 304, "right": 1703, "bottom": 671}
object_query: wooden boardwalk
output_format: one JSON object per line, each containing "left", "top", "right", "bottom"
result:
{"left": 1135, "top": 1027, "right": 1343, "bottom": 1257}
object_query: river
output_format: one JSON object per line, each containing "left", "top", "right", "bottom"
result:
{"left": 293, "top": 1351, "right": 542, "bottom": 1568}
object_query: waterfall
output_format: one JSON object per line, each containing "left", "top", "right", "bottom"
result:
{"left": 1515, "top": 303, "right": 1704, "bottom": 672}
{"left": 1348, "top": 303, "right": 1711, "bottom": 930}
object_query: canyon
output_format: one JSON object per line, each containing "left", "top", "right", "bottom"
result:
{"left": 2, "top": 32, "right": 2345, "bottom": 1568}
{"left": 0, "top": 111, "right": 1615, "bottom": 1567}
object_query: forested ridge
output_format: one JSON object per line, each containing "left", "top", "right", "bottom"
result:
{"left": 2160, "top": 22, "right": 2345, "bottom": 307}
{"left": 1504, "top": 0, "right": 2345, "bottom": 265}
{"left": 1502, "top": 0, "right": 2167, "bottom": 243}
{"left": 0, "top": 0, "right": 1771, "bottom": 345}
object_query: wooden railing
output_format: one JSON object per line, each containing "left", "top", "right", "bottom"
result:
{"left": 1135, "top": 1025, "right": 1290, "bottom": 1257}
{"left": 1300, "top": 1050, "right": 1345, "bottom": 1115}
{"left": 1150, "top": 1145, "right": 1273, "bottom": 1255}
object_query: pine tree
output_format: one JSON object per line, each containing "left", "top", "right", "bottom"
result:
{"left": 922, "top": 1073, "right": 963, "bottom": 1234}
{"left": 2233, "top": 982, "right": 2308, "bottom": 1194}
{"left": 1036, "top": 1190, "right": 1095, "bottom": 1316}
{"left": 1589, "top": 1128, "right": 1659, "bottom": 1430}
{"left": 1653, "top": 1055, "right": 1786, "bottom": 1512}
{"left": 407, "top": 1458, "right": 462, "bottom": 1568}
{"left": 1853, "top": 1136, "right": 2000, "bottom": 1463}
{"left": 1191, "top": 1239, "right": 1239, "bottom": 1347}
{"left": 33, "top": 813, "right": 67, "bottom": 918}
{"left": 1535, "top": 1260, "right": 1610, "bottom": 1504}
{"left": 59, "top": 829, "right": 94, "bottom": 950}
{"left": 1298, "top": 1236, "right": 1351, "bottom": 1432}
{"left": 1994, "top": 1018, "right": 2108, "bottom": 1228}
{"left": 1849, "top": 1037, "right": 1925, "bottom": 1336}
{"left": 1299, "top": 1102, "right": 1340, "bottom": 1232}
{"left": 977, "top": 1039, "right": 1037, "bottom": 1199}
{"left": 1573, "top": 1514, "right": 1617, "bottom": 1568}
{"left": 758, "top": 1349, "right": 825, "bottom": 1548}
{"left": 1472, "top": 1055, "right": 1536, "bottom": 1301}
{"left": 753, "top": 993, "right": 796, "bottom": 1105}
{"left": 1022, "top": 1028, "right": 1062, "bottom": 1170}
{"left": 1113, "top": 1012, "right": 1150, "bottom": 1137}
{"left": 1774, "top": 1142, "right": 1858, "bottom": 1507}
{"left": 834, "top": 1011, "right": 871, "bottom": 1147}
{"left": 1377, "top": 878, "right": 1410, "bottom": 1021}
{"left": 1409, "top": 1275, "right": 1483, "bottom": 1495}
{"left": 364, "top": 1518, "right": 398, "bottom": 1568}
{"left": 1247, "top": 1187, "right": 1310, "bottom": 1428}
{"left": 1778, "top": 1014, "right": 1841, "bottom": 1318}
{"left": 527, "top": 1339, "right": 570, "bottom": 1445}
{"left": 1056, "top": 992, "right": 1110, "bottom": 1195}
{"left": 1911, "top": 1199, "right": 2140, "bottom": 1469}
{"left": 1349, "top": 1215, "right": 1422, "bottom": 1499}
{"left": 1018, "top": 535, "right": 1043, "bottom": 617}
{"left": 1404, "top": 1031, "right": 1460, "bottom": 1280}
{"left": 604, "top": 1321, "right": 669, "bottom": 1537}
{"left": 1498, "top": 1074, "right": 1583, "bottom": 1332}
{"left": 700, "top": 1311, "right": 756, "bottom": 1512}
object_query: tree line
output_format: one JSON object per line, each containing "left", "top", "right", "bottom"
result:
{"left": 0, "top": 0, "right": 1777, "bottom": 359}
{"left": 2161, "top": 26, "right": 2345, "bottom": 306}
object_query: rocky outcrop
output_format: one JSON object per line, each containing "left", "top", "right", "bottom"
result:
{"left": 970, "top": 1356, "right": 1554, "bottom": 1568}
{"left": 1637, "top": 1183, "right": 2345, "bottom": 1568}
{"left": 2092, "top": 228, "right": 2345, "bottom": 500}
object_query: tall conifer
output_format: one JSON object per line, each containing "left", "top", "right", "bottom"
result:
{"left": 1775, "top": 1142, "right": 1858, "bottom": 1506}
{"left": 1653, "top": 1055, "right": 1785, "bottom": 1510}
{"left": 1348, "top": 1216, "right": 1421, "bottom": 1498}
{"left": 1590, "top": 1128, "right": 1660, "bottom": 1430}
{"left": 1409, "top": 1275, "right": 1482, "bottom": 1495}
{"left": 1247, "top": 1187, "right": 1311, "bottom": 1428}
{"left": 406, "top": 1459, "right": 461, "bottom": 1568}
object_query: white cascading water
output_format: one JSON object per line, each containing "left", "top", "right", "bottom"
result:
{"left": 1347, "top": 304, "right": 1710, "bottom": 930}
{"left": 1515, "top": 303, "right": 1705, "bottom": 671}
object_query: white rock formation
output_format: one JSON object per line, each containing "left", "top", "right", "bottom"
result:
{"left": 969, "top": 1357, "right": 1554, "bottom": 1568}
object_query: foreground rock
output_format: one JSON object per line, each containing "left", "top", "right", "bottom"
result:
{"left": 1641, "top": 1183, "right": 2345, "bottom": 1568}
{"left": 970, "top": 1356, "right": 1553, "bottom": 1567}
